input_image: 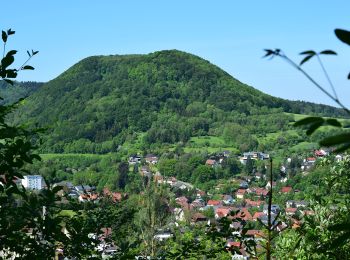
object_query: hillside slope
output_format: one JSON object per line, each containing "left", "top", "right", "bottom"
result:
{"left": 0, "top": 81, "right": 42, "bottom": 105}
{"left": 11, "top": 50, "right": 347, "bottom": 153}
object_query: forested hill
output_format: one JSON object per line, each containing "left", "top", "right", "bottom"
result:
{"left": 0, "top": 81, "right": 42, "bottom": 105}
{"left": 11, "top": 50, "right": 348, "bottom": 153}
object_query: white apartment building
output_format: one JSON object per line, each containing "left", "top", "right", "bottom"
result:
{"left": 22, "top": 175, "right": 44, "bottom": 190}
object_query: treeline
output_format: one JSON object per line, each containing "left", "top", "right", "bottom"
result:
{"left": 26, "top": 154, "right": 143, "bottom": 193}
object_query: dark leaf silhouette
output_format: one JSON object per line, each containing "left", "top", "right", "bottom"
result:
{"left": 330, "top": 231, "right": 350, "bottom": 248}
{"left": 325, "top": 118, "right": 342, "bottom": 127}
{"left": 7, "top": 29, "right": 15, "bottom": 35}
{"left": 306, "top": 121, "right": 324, "bottom": 135}
{"left": 1, "top": 30, "right": 7, "bottom": 43}
{"left": 333, "top": 143, "right": 350, "bottom": 153}
{"left": 319, "top": 132, "right": 350, "bottom": 146}
{"left": 335, "top": 29, "right": 350, "bottom": 46}
{"left": 319, "top": 50, "right": 337, "bottom": 55}
{"left": 263, "top": 49, "right": 274, "bottom": 58}
{"left": 1, "top": 55, "right": 15, "bottom": 69}
{"left": 294, "top": 117, "right": 324, "bottom": 127}
{"left": 7, "top": 50, "right": 17, "bottom": 56}
{"left": 300, "top": 50, "right": 316, "bottom": 55}
{"left": 300, "top": 55, "right": 314, "bottom": 66}
{"left": 22, "top": 65, "right": 34, "bottom": 70}
{"left": 329, "top": 221, "right": 350, "bottom": 232}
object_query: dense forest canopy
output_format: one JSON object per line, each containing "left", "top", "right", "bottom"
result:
{"left": 0, "top": 80, "right": 42, "bottom": 105}
{"left": 8, "top": 50, "right": 348, "bottom": 153}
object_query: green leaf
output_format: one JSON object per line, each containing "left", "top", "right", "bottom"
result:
{"left": 300, "top": 55, "right": 314, "bottom": 66}
{"left": 263, "top": 49, "right": 279, "bottom": 58}
{"left": 319, "top": 132, "right": 350, "bottom": 146}
{"left": 22, "top": 65, "right": 34, "bottom": 70}
{"left": 325, "top": 118, "right": 342, "bottom": 127}
{"left": 329, "top": 221, "right": 350, "bottom": 231}
{"left": 306, "top": 121, "right": 324, "bottom": 135}
{"left": 6, "top": 69, "right": 17, "bottom": 78}
{"left": 335, "top": 29, "right": 350, "bottom": 46}
{"left": 294, "top": 117, "right": 324, "bottom": 127}
{"left": 333, "top": 143, "right": 350, "bottom": 153}
{"left": 1, "top": 55, "right": 15, "bottom": 69}
{"left": 32, "top": 50, "right": 39, "bottom": 55}
{"left": 263, "top": 49, "right": 273, "bottom": 57}
{"left": 330, "top": 231, "right": 350, "bottom": 248}
{"left": 319, "top": 50, "right": 337, "bottom": 55}
{"left": 27, "top": 50, "right": 31, "bottom": 57}
{"left": 300, "top": 50, "right": 316, "bottom": 55}
{"left": 2, "top": 30, "right": 7, "bottom": 43}
{"left": 7, "top": 50, "right": 17, "bottom": 56}
{"left": 7, "top": 29, "right": 15, "bottom": 35}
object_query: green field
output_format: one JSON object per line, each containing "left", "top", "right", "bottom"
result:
{"left": 184, "top": 136, "right": 239, "bottom": 154}
{"left": 254, "top": 129, "right": 299, "bottom": 144}
{"left": 290, "top": 141, "right": 318, "bottom": 152}
{"left": 40, "top": 153, "right": 111, "bottom": 160}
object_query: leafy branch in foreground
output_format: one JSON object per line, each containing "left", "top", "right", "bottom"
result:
{"left": 265, "top": 28, "right": 350, "bottom": 257}
{"left": 1, "top": 29, "right": 38, "bottom": 85}
{"left": 264, "top": 28, "right": 350, "bottom": 151}
{"left": 0, "top": 29, "right": 41, "bottom": 196}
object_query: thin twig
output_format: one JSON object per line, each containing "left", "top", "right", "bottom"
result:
{"left": 266, "top": 157, "right": 273, "bottom": 260}
{"left": 278, "top": 52, "right": 350, "bottom": 115}
{"left": 316, "top": 54, "right": 338, "bottom": 101}
{"left": 17, "top": 55, "right": 33, "bottom": 71}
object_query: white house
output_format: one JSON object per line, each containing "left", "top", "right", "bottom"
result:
{"left": 22, "top": 175, "right": 44, "bottom": 190}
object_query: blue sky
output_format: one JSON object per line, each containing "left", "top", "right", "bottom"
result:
{"left": 1, "top": 1, "right": 350, "bottom": 107}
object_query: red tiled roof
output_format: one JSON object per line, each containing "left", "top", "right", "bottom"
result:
{"left": 253, "top": 188, "right": 269, "bottom": 196}
{"left": 111, "top": 192, "right": 122, "bottom": 202}
{"left": 191, "top": 213, "right": 207, "bottom": 222}
{"left": 207, "top": 200, "right": 221, "bottom": 206}
{"left": 227, "top": 241, "right": 241, "bottom": 248}
{"left": 252, "top": 212, "right": 265, "bottom": 220}
{"left": 215, "top": 207, "right": 232, "bottom": 217}
{"left": 103, "top": 188, "right": 126, "bottom": 202}
{"left": 281, "top": 186, "right": 292, "bottom": 193}
{"left": 206, "top": 159, "right": 217, "bottom": 165}
{"left": 80, "top": 193, "right": 99, "bottom": 201}
{"left": 245, "top": 199, "right": 264, "bottom": 207}
{"left": 230, "top": 208, "right": 252, "bottom": 221}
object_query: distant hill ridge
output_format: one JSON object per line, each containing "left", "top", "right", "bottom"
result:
{"left": 0, "top": 81, "right": 43, "bottom": 105}
{"left": 8, "top": 50, "right": 348, "bottom": 153}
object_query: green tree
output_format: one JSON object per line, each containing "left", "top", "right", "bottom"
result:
{"left": 117, "top": 161, "right": 129, "bottom": 189}
{"left": 158, "top": 158, "right": 177, "bottom": 177}
{"left": 134, "top": 183, "right": 170, "bottom": 257}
